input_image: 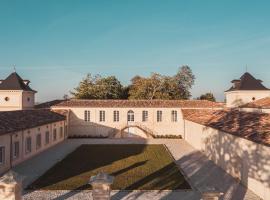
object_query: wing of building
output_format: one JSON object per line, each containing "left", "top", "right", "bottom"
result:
{"left": 0, "top": 71, "right": 270, "bottom": 199}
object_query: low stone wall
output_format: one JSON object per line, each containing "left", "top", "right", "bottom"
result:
{"left": 184, "top": 120, "right": 270, "bottom": 200}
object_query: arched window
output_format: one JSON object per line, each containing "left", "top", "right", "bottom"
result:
{"left": 127, "top": 110, "right": 134, "bottom": 122}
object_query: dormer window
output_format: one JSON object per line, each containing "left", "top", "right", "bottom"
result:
{"left": 231, "top": 80, "right": 240, "bottom": 89}
{"left": 23, "top": 80, "right": 30, "bottom": 85}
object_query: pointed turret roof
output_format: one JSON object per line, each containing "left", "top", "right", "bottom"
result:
{"left": 226, "top": 72, "right": 269, "bottom": 92}
{"left": 0, "top": 72, "right": 36, "bottom": 92}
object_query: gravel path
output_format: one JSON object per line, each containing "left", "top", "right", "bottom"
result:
{"left": 13, "top": 138, "right": 260, "bottom": 200}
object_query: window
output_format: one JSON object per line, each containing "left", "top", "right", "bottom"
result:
{"left": 13, "top": 141, "right": 19, "bottom": 159}
{"left": 127, "top": 110, "right": 134, "bottom": 122}
{"left": 36, "top": 134, "right": 41, "bottom": 149}
{"left": 4, "top": 97, "right": 9, "bottom": 101}
{"left": 113, "top": 110, "right": 119, "bottom": 122}
{"left": 45, "top": 131, "right": 50, "bottom": 145}
{"left": 142, "top": 111, "right": 148, "bottom": 122}
{"left": 171, "top": 110, "right": 178, "bottom": 122}
{"left": 157, "top": 110, "right": 162, "bottom": 122}
{"left": 99, "top": 110, "right": 105, "bottom": 122}
{"left": 65, "top": 125, "right": 67, "bottom": 137}
{"left": 84, "top": 110, "right": 90, "bottom": 122}
{"left": 0, "top": 146, "right": 5, "bottom": 164}
{"left": 53, "top": 129, "right": 57, "bottom": 141}
{"left": 60, "top": 127, "right": 63, "bottom": 138}
{"left": 25, "top": 137, "right": 32, "bottom": 154}
{"left": 252, "top": 97, "right": 256, "bottom": 101}
{"left": 27, "top": 97, "right": 30, "bottom": 102}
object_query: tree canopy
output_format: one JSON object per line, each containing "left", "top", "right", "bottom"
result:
{"left": 71, "top": 65, "right": 195, "bottom": 100}
{"left": 71, "top": 74, "right": 125, "bottom": 99}
{"left": 198, "top": 92, "right": 216, "bottom": 102}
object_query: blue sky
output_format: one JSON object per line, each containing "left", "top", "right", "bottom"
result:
{"left": 1, "top": 0, "right": 270, "bottom": 102}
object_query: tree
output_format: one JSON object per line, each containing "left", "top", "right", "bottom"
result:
{"left": 198, "top": 92, "right": 216, "bottom": 102}
{"left": 174, "top": 65, "right": 195, "bottom": 99}
{"left": 128, "top": 66, "right": 195, "bottom": 100}
{"left": 71, "top": 74, "right": 125, "bottom": 99}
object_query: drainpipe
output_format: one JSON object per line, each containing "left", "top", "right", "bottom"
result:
{"left": 9, "top": 132, "right": 13, "bottom": 170}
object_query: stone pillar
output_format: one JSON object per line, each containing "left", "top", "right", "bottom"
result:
{"left": 201, "top": 187, "right": 223, "bottom": 200}
{"left": 0, "top": 171, "right": 22, "bottom": 200}
{"left": 89, "top": 172, "right": 114, "bottom": 200}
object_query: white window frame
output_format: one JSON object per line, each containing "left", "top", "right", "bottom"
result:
{"left": 113, "top": 110, "right": 119, "bottom": 122}
{"left": 157, "top": 110, "right": 162, "bottom": 122}
{"left": 84, "top": 110, "right": 90, "bottom": 122}
{"left": 99, "top": 110, "right": 105, "bottom": 122}
{"left": 53, "top": 129, "right": 57, "bottom": 141}
{"left": 45, "top": 131, "right": 50, "bottom": 145}
{"left": 127, "top": 110, "right": 135, "bottom": 122}
{"left": 0, "top": 146, "right": 5, "bottom": 165}
{"left": 25, "top": 137, "right": 32, "bottom": 154}
{"left": 36, "top": 134, "right": 42, "bottom": 150}
{"left": 60, "top": 127, "right": 63, "bottom": 138}
{"left": 142, "top": 110, "right": 148, "bottom": 122}
{"left": 171, "top": 110, "right": 178, "bottom": 122}
{"left": 13, "top": 141, "right": 19, "bottom": 159}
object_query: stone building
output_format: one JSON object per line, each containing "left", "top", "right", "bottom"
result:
{"left": 225, "top": 72, "right": 270, "bottom": 107}
{"left": 0, "top": 71, "right": 269, "bottom": 199}
{"left": 51, "top": 99, "right": 223, "bottom": 138}
{"left": 0, "top": 72, "right": 36, "bottom": 111}
{"left": 0, "top": 72, "right": 67, "bottom": 175}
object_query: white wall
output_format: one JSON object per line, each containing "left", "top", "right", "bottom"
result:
{"left": 240, "top": 107, "right": 270, "bottom": 114}
{"left": 53, "top": 107, "right": 184, "bottom": 138}
{"left": 0, "top": 91, "right": 22, "bottom": 111}
{"left": 0, "top": 120, "right": 66, "bottom": 175}
{"left": 225, "top": 90, "right": 270, "bottom": 108}
{"left": 22, "top": 91, "right": 35, "bottom": 109}
{"left": 184, "top": 120, "right": 270, "bottom": 200}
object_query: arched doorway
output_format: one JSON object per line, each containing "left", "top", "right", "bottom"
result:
{"left": 127, "top": 110, "right": 135, "bottom": 137}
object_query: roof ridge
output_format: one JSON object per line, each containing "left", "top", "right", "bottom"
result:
{"left": 0, "top": 72, "right": 36, "bottom": 92}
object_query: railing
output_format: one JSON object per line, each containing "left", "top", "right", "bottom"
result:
{"left": 108, "top": 122, "right": 159, "bottom": 138}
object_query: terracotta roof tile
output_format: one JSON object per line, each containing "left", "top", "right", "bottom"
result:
{"left": 51, "top": 99, "right": 224, "bottom": 108}
{"left": 0, "top": 110, "right": 66, "bottom": 135}
{"left": 35, "top": 100, "right": 65, "bottom": 109}
{"left": 182, "top": 109, "right": 270, "bottom": 146}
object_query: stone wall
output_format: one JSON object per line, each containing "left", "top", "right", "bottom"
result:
{"left": 184, "top": 120, "right": 270, "bottom": 200}
{"left": 59, "top": 107, "right": 184, "bottom": 138}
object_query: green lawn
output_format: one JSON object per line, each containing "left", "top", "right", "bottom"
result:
{"left": 28, "top": 144, "right": 191, "bottom": 190}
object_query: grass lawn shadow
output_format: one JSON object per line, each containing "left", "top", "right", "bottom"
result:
{"left": 27, "top": 144, "right": 191, "bottom": 191}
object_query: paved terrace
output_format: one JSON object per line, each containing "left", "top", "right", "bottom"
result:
{"left": 13, "top": 139, "right": 260, "bottom": 200}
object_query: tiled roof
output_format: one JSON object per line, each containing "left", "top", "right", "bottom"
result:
{"left": 35, "top": 100, "right": 65, "bottom": 109}
{"left": 51, "top": 99, "right": 224, "bottom": 108}
{"left": 182, "top": 109, "right": 270, "bottom": 146}
{"left": 241, "top": 97, "right": 270, "bottom": 109}
{"left": 0, "top": 110, "right": 66, "bottom": 135}
{"left": 0, "top": 72, "right": 36, "bottom": 92}
{"left": 226, "top": 72, "right": 269, "bottom": 92}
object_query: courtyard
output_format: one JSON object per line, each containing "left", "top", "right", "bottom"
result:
{"left": 28, "top": 144, "right": 190, "bottom": 190}
{"left": 15, "top": 139, "right": 260, "bottom": 200}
